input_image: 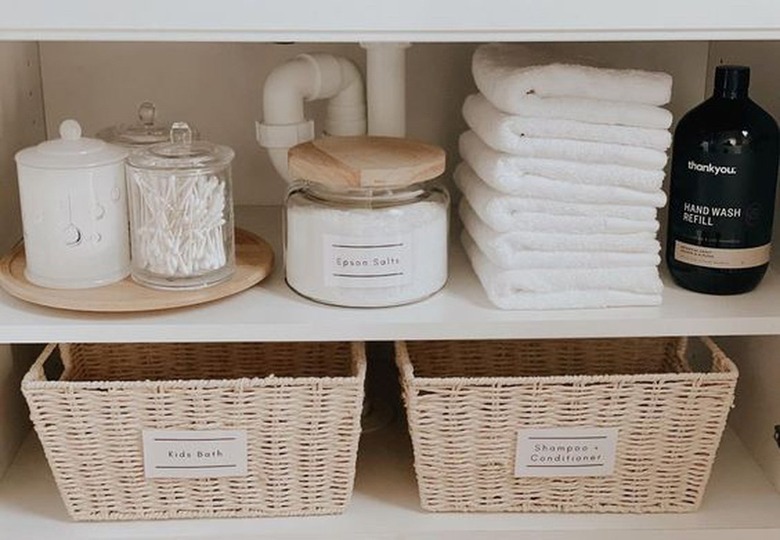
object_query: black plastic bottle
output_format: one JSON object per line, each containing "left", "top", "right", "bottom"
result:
{"left": 667, "top": 65, "right": 780, "bottom": 294}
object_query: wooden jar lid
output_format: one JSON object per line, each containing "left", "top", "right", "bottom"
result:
{"left": 288, "top": 136, "right": 446, "bottom": 189}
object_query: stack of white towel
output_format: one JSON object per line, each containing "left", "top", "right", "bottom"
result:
{"left": 459, "top": 44, "right": 673, "bottom": 310}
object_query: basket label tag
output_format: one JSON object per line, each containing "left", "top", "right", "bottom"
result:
{"left": 515, "top": 427, "right": 619, "bottom": 477}
{"left": 142, "top": 430, "right": 248, "bottom": 478}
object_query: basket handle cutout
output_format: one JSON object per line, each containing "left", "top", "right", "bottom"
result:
{"left": 23, "top": 343, "right": 69, "bottom": 383}
{"left": 684, "top": 337, "right": 736, "bottom": 375}
{"left": 43, "top": 349, "right": 65, "bottom": 381}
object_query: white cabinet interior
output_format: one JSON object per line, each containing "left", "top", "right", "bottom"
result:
{"left": 0, "top": 36, "right": 779, "bottom": 538}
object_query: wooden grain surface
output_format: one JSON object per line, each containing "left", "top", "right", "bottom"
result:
{"left": 288, "top": 136, "right": 446, "bottom": 188}
{"left": 0, "top": 228, "right": 274, "bottom": 313}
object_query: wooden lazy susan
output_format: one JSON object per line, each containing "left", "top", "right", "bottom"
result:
{"left": 0, "top": 228, "right": 274, "bottom": 312}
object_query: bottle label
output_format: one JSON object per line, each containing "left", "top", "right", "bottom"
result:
{"left": 324, "top": 233, "right": 413, "bottom": 288}
{"left": 669, "top": 146, "right": 776, "bottom": 270}
{"left": 675, "top": 240, "right": 771, "bottom": 269}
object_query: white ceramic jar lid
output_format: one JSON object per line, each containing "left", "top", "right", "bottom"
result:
{"left": 15, "top": 119, "right": 128, "bottom": 169}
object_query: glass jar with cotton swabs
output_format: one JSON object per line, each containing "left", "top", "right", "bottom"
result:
{"left": 126, "top": 122, "right": 236, "bottom": 290}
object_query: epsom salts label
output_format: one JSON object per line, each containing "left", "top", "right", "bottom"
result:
{"left": 143, "top": 430, "right": 248, "bottom": 479}
{"left": 515, "top": 427, "right": 619, "bottom": 477}
{"left": 324, "top": 233, "right": 413, "bottom": 288}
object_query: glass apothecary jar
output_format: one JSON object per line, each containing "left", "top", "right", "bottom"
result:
{"left": 126, "top": 122, "right": 235, "bottom": 290}
{"left": 285, "top": 136, "right": 449, "bottom": 307}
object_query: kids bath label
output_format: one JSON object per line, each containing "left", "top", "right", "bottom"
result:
{"left": 515, "top": 427, "right": 619, "bottom": 477}
{"left": 142, "top": 430, "right": 248, "bottom": 479}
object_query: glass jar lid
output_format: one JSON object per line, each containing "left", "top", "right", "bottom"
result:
{"left": 15, "top": 119, "right": 128, "bottom": 169}
{"left": 98, "top": 102, "right": 173, "bottom": 147}
{"left": 127, "top": 122, "right": 234, "bottom": 171}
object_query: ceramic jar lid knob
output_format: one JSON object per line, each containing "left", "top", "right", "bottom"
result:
{"left": 59, "top": 119, "right": 82, "bottom": 140}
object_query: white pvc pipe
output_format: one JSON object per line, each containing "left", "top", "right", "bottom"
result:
{"left": 362, "top": 42, "right": 410, "bottom": 137}
{"left": 267, "top": 148, "right": 290, "bottom": 183}
{"left": 261, "top": 55, "right": 317, "bottom": 126}
{"left": 326, "top": 57, "right": 367, "bottom": 136}
{"left": 258, "top": 53, "right": 366, "bottom": 181}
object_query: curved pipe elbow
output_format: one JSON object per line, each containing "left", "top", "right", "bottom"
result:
{"left": 259, "top": 53, "right": 367, "bottom": 180}
{"left": 262, "top": 55, "right": 318, "bottom": 126}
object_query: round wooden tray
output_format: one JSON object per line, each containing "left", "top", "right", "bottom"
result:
{"left": 0, "top": 228, "right": 274, "bottom": 313}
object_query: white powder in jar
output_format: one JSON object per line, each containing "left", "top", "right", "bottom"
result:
{"left": 286, "top": 201, "right": 448, "bottom": 307}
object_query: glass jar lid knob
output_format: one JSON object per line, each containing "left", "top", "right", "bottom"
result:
{"left": 170, "top": 121, "right": 194, "bottom": 145}
{"left": 138, "top": 101, "right": 156, "bottom": 127}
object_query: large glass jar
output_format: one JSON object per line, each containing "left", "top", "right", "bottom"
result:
{"left": 126, "top": 122, "right": 235, "bottom": 290}
{"left": 286, "top": 179, "right": 449, "bottom": 307}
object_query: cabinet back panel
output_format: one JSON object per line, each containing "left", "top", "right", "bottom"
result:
{"left": 40, "top": 41, "right": 707, "bottom": 206}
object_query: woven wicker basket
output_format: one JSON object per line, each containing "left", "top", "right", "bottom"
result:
{"left": 22, "top": 341, "right": 366, "bottom": 521}
{"left": 397, "top": 337, "right": 737, "bottom": 513}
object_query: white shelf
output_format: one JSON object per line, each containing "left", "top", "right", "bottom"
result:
{"left": 0, "top": 424, "right": 778, "bottom": 539}
{"left": 2, "top": 205, "right": 780, "bottom": 344}
{"left": 2, "top": 0, "right": 780, "bottom": 42}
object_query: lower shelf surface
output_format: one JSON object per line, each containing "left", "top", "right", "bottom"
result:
{"left": 1, "top": 420, "right": 779, "bottom": 540}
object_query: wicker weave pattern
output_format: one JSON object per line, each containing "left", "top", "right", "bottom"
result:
{"left": 23, "top": 342, "right": 366, "bottom": 521}
{"left": 397, "top": 337, "right": 737, "bottom": 513}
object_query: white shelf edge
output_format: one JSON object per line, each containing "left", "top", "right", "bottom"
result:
{"left": 3, "top": 0, "right": 780, "bottom": 42}
{"left": 1, "top": 425, "right": 779, "bottom": 539}
{"left": 2, "top": 205, "right": 780, "bottom": 343}
{"left": 4, "top": 30, "right": 780, "bottom": 43}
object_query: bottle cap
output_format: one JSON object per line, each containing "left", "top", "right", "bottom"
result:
{"left": 714, "top": 65, "right": 750, "bottom": 99}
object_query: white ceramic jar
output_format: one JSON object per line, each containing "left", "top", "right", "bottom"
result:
{"left": 15, "top": 119, "right": 130, "bottom": 289}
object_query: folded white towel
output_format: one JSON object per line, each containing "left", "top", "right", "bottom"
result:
{"left": 464, "top": 94, "right": 671, "bottom": 150}
{"left": 460, "top": 201, "right": 660, "bottom": 258}
{"left": 463, "top": 95, "right": 666, "bottom": 170}
{"left": 460, "top": 133, "right": 667, "bottom": 205}
{"left": 462, "top": 230, "right": 660, "bottom": 270}
{"left": 458, "top": 192, "right": 658, "bottom": 238}
{"left": 463, "top": 94, "right": 668, "bottom": 170}
{"left": 463, "top": 235, "right": 663, "bottom": 310}
{"left": 454, "top": 163, "right": 659, "bottom": 227}
{"left": 482, "top": 94, "right": 673, "bottom": 130}
{"left": 473, "top": 43, "right": 673, "bottom": 106}
{"left": 458, "top": 192, "right": 659, "bottom": 235}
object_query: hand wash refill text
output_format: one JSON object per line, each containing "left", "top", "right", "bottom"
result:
{"left": 667, "top": 65, "right": 780, "bottom": 295}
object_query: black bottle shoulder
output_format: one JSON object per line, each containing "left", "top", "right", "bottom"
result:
{"left": 675, "top": 97, "right": 779, "bottom": 147}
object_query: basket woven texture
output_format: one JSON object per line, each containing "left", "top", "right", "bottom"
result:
{"left": 397, "top": 337, "right": 737, "bottom": 513}
{"left": 22, "top": 341, "right": 366, "bottom": 521}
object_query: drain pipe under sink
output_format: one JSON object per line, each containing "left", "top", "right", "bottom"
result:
{"left": 361, "top": 42, "right": 410, "bottom": 137}
{"left": 256, "top": 53, "right": 366, "bottom": 181}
